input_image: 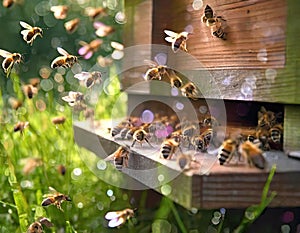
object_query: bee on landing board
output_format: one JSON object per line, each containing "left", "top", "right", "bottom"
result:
{"left": 176, "top": 153, "right": 200, "bottom": 171}
{"left": 217, "top": 139, "right": 238, "bottom": 165}
{"left": 0, "top": 49, "right": 22, "bottom": 76}
{"left": 201, "top": 5, "right": 226, "bottom": 40}
{"left": 105, "top": 208, "right": 135, "bottom": 228}
{"left": 20, "top": 21, "right": 43, "bottom": 46}
{"left": 41, "top": 187, "right": 71, "bottom": 211}
{"left": 74, "top": 71, "right": 102, "bottom": 88}
{"left": 238, "top": 141, "right": 266, "bottom": 169}
{"left": 104, "top": 145, "right": 131, "bottom": 171}
{"left": 192, "top": 128, "right": 213, "bottom": 152}
{"left": 131, "top": 129, "right": 153, "bottom": 148}
{"left": 51, "top": 47, "right": 78, "bottom": 69}
{"left": 164, "top": 30, "right": 189, "bottom": 53}
{"left": 144, "top": 60, "right": 169, "bottom": 81}
{"left": 168, "top": 70, "right": 183, "bottom": 88}
{"left": 257, "top": 106, "right": 277, "bottom": 130}
{"left": 180, "top": 82, "right": 199, "bottom": 99}
{"left": 160, "top": 138, "right": 180, "bottom": 159}
{"left": 27, "top": 217, "right": 53, "bottom": 233}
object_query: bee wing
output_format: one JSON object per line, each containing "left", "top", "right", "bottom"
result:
{"left": 105, "top": 211, "right": 123, "bottom": 220}
{"left": 51, "top": 56, "right": 65, "bottom": 68}
{"left": 48, "top": 186, "right": 58, "bottom": 193}
{"left": 0, "top": 49, "right": 12, "bottom": 58}
{"left": 74, "top": 72, "right": 91, "bottom": 81}
{"left": 104, "top": 152, "right": 116, "bottom": 161}
{"left": 20, "top": 21, "right": 32, "bottom": 29}
{"left": 57, "top": 47, "right": 69, "bottom": 56}
{"left": 164, "top": 30, "right": 177, "bottom": 37}
{"left": 144, "top": 59, "right": 158, "bottom": 67}
{"left": 164, "top": 36, "right": 175, "bottom": 43}
{"left": 108, "top": 217, "right": 126, "bottom": 228}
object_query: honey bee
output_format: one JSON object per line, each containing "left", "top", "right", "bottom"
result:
{"left": 110, "top": 119, "right": 132, "bottom": 137}
{"left": 20, "top": 21, "right": 43, "bottom": 46}
{"left": 105, "top": 208, "right": 135, "bottom": 228}
{"left": 3, "top": 0, "right": 14, "bottom": 8}
{"left": 22, "top": 84, "right": 38, "bottom": 99}
{"left": 181, "top": 82, "right": 199, "bottom": 99}
{"left": 64, "top": 18, "right": 80, "bottom": 34}
{"left": 203, "top": 116, "right": 219, "bottom": 128}
{"left": 105, "top": 145, "right": 130, "bottom": 171}
{"left": 218, "top": 139, "right": 238, "bottom": 165}
{"left": 160, "top": 138, "right": 180, "bottom": 159}
{"left": 74, "top": 71, "right": 102, "bottom": 88}
{"left": 51, "top": 116, "right": 66, "bottom": 125}
{"left": 192, "top": 128, "right": 213, "bottom": 152}
{"left": 93, "top": 21, "right": 114, "bottom": 37}
{"left": 50, "top": 5, "right": 68, "bottom": 19}
{"left": 238, "top": 141, "right": 265, "bottom": 169}
{"left": 22, "top": 157, "right": 43, "bottom": 175}
{"left": 131, "top": 129, "right": 153, "bottom": 148}
{"left": 256, "top": 127, "right": 270, "bottom": 151}
{"left": 0, "top": 49, "right": 22, "bottom": 76}
{"left": 168, "top": 70, "right": 183, "bottom": 88}
{"left": 164, "top": 30, "right": 189, "bottom": 53}
{"left": 14, "top": 121, "right": 29, "bottom": 134}
{"left": 201, "top": 5, "right": 226, "bottom": 40}
{"left": 41, "top": 187, "right": 71, "bottom": 211}
{"left": 8, "top": 97, "right": 22, "bottom": 110}
{"left": 27, "top": 217, "right": 53, "bottom": 233}
{"left": 269, "top": 123, "right": 283, "bottom": 144}
{"left": 84, "top": 7, "right": 106, "bottom": 19}
{"left": 61, "top": 91, "right": 84, "bottom": 107}
{"left": 51, "top": 47, "right": 78, "bottom": 69}
{"left": 144, "top": 60, "right": 168, "bottom": 81}
{"left": 78, "top": 39, "right": 103, "bottom": 60}
{"left": 257, "top": 106, "right": 277, "bottom": 130}
{"left": 169, "top": 129, "right": 183, "bottom": 143}
{"left": 57, "top": 164, "right": 66, "bottom": 175}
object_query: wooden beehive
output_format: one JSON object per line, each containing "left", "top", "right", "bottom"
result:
{"left": 74, "top": 0, "right": 300, "bottom": 209}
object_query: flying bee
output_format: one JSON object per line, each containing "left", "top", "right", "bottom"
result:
{"left": 131, "top": 129, "right": 153, "bottom": 148}
{"left": 160, "top": 138, "right": 180, "bottom": 159}
{"left": 93, "top": 21, "right": 114, "bottom": 37}
{"left": 105, "top": 208, "right": 135, "bottom": 228}
{"left": 62, "top": 91, "right": 84, "bottom": 107}
{"left": 51, "top": 47, "right": 78, "bottom": 69}
{"left": 51, "top": 116, "right": 66, "bottom": 125}
{"left": 164, "top": 30, "right": 189, "bottom": 53}
{"left": 14, "top": 121, "right": 29, "bottom": 134}
{"left": 20, "top": 21, "right": 43, "bottom": 46}
{"left": 27, "top": 217, "right": 53, "bottom": 233}
{"left": 192, "top": 128, "right": 213, "bottom": 152}
{"left": 105, "top": 145, "right": 130, "bottom": 171}
{"left": 74, "top": 71, "right": 102, "bottom": 88}
{"left": 84, "top": 7, "right": 106, "bottom": 19}
{"left": 41, "top": 187, "right": 71, "bottom": 211}
{"left": 218, "top": 139, "right": 238, "bottom": 165}
{"left": 0, "top": 49, "right": 22, "bottom": 76}
{"left": 22, "top": 84, "right": 38, "bottom": 99}
{"left": 201, "top": 5, "right": 226, "bottom": 40}
{"left": 238, "top": 141, "right": 265, "bottom": 169}
{"left": 78, "top": 39, "right": 103, "bottom": 60}
{"left": 64, "top": 18, "right": 80, "bottom": 34}
{"left": 181, "top": 82, "right": 199, "bottom": 99}
{"left": 144, "top": 60, "right": 168, "bottom": 81}
{"left": 8, "top": 97, "right": 22, "bottom": 110}
{"left": 50, "top": 5, "right": 68, "bottom": 19}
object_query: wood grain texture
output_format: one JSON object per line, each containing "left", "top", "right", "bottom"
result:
{"left": 284, "top": 105, "right": 300, "bottom": 151}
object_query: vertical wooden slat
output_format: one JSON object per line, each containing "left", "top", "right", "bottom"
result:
{"left": 284, "top": 105, "right": 300, "bottom": 152}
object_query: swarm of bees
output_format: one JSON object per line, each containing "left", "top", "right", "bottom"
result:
{"left": 41, "top": 187, "right": 71, "bottom": 211}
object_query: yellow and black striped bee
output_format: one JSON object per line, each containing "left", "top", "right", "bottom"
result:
{"left": 105, "top": 145, "right": 130, "bottom": 171}
{"left": 131, "top": 129, "right": 153, "bottom": 147}
{"left": 20, "top": 21, "right": 43, "bottom": 46}
{"left": 201, "top": 5, "right": 226, "bottom": 40}
{"left": 41, "top": 187, "right": 71, "bottom": 211}
{"left": 192, "top": 128, "right": 213, "bottom": 152}
{"left": 51, "top": 47, "right": 78, "bottom": 69}
{"left": 238, "top": 141, "right": 265, "bottom": 169}
{"left": 160, "top": 138, "right": 180, "bottom": 159}
{"left": 164, "top": 30, "right": 189, "bottom": 53}
{"left": 144, "top": 60, "right": 169, "bottom": 81}
{"left": 0, "top": 49, "right": 22, "bottom": 76}
{"left": 181, "top": 82, "right": 199, "bottom": 99}
{"left": 74, "top": 71, "right": 102, "bottom": 88}
{"left": 256, "top": 127, "right": 270, "bottom": 151}
{"left": 217, "top": 139, "right": 238, "bottom": 165}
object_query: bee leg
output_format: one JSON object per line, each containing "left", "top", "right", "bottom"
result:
{"left": 131, "top": 140, "right": 136, "bottom": 147}
{"left": 145, "top": 138, "right": 154, "bottom": 148}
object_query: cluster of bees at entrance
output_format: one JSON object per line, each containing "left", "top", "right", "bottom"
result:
{"left": 108, "top": 106, "right": 283, "bottom": 172}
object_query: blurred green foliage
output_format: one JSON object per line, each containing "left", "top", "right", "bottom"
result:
{"left": 0, "top": 0, "right": 290, "bottom": 233}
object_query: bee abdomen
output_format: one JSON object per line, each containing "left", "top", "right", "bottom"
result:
{"left": 270, "top": 129, "right": 281, "bottom": 143}
{"left": 161, "top": 145, "right": 172, "bottom": 159}
{"left": 213, "top": 28, "right": 226, "bottom": 40}
{"left": 218, "top": 148, "right": 231, "bottom": 165}
{"left": 251, "top": 155, "right": 265, "bottom": 169}
{"left": 41, "top": 198, "right": 53, "bottom": 206}
{"left": 114, "top": 157, "right": 124, "bottom": 171}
